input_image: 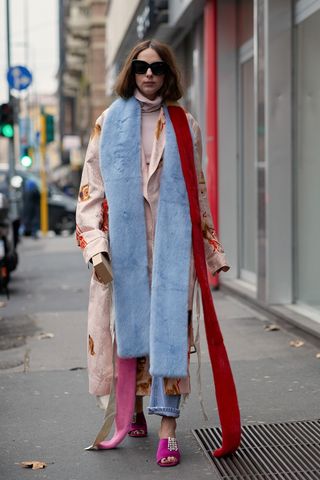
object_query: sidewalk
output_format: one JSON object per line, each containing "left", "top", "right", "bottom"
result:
{"left": 1, "top": 235, "right": 320, "bottom": 479}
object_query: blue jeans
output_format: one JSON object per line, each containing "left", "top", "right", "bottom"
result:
{"left": 148, "top": 377, "right": 181, "bottom": 418}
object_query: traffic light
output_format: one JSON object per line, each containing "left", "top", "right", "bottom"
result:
{"left": 41, "top": 113, "right": 55, "bottom": 144}
{"left": 0, "top": 103, "right": 14, "bottom": 138}
{"left": 20, "top": 146, "right": 33, "bottom": 168}
{"left": 45, "top": 114, "right": 54, "bottom": 143}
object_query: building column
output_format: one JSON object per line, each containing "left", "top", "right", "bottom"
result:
{"left": 204, "top": 0, "right": 219, "bottom": 287}
{"left": 254, "top": 0, "right": 293, "bottom": 304}
{"left": 217, "top": 0, "right": 238, "bottom": 279}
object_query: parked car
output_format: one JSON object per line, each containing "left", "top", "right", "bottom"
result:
{"left": 11, "top": 171, "right": 77, "bottom": 235}
{"left": 0, "top": 175, "right": 19, "bottom": 291}
{"left": 46, "top": 181, "right": 77, "bottom": 234}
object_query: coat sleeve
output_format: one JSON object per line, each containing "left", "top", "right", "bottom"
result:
{"left": 188, "top": 113, "right": 230, "bottom": 276}
{"left": 76, "top": 111, "right": 110, "bottom": 264}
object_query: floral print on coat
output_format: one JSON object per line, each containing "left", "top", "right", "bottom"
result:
{"left": 76, "top": 106, "right": 230, "bottom": 397}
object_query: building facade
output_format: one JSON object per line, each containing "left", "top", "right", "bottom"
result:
{"left": 217, "top": 0, "right": 320, "bottom": 326}
{"left": 103, "top": 0, "right": 320, "bottom": 326}
{"left": 59, "top": 0, "right": 108, "bottom": 169}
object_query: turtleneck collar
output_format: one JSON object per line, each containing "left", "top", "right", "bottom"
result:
{"left": 134, "top": 88, "right": 162, "bottom": 113}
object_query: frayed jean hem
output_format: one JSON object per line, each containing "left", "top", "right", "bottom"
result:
{"left": 148, "top": 376, "right": 181, "bottom": 418}
{"left": 148, "top": 407, "right": 180, "bottom": 418}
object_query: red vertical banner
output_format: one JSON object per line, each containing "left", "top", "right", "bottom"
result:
{"left": 204, "top": 0, "right": 219, "bottom": 288}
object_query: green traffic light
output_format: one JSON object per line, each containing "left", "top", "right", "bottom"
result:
{"left": 45, "top": 114, "right": 55, "bottom": 143}
{"left": 1, "top": 124, "right": 14, "bottom": 138}
{"left": 20, "top": 155, "right": 33, "bottom": 168}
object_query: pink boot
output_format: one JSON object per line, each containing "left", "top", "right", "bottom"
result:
{"left": 97, "top": 357, "right": 136, "bottom": 449}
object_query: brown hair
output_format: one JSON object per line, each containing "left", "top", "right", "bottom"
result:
{"left": 115, "top": 39, "right": 183, "bottom": 101}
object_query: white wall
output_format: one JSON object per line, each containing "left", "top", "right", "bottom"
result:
{"left": 265, "top": 0, "right": 293, "bottom": 303}
{"left": 217, "top": 0, "right": 238, "bottom": 278}
{"left": 106, "top": 0, "right": 141, "bottom": 68}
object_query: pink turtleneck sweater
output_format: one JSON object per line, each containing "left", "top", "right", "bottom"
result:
{"left": 134, "top": 89, "right": 162, "bottom": 166}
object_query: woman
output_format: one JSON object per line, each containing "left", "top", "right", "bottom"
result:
{"left": 76, "top": 39, "right": 241, "bottom": 467}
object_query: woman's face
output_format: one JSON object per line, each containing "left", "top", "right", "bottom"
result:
{"left": 135, "top": 48, "right": 165, "bottom": 100}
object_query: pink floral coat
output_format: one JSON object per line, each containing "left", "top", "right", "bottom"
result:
{"left": 76, "top": 106, "right": 229, "bottom": 397}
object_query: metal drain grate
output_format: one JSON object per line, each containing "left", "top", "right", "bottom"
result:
{"left": 192, "top": 419, "right": 320, "bottom": 479}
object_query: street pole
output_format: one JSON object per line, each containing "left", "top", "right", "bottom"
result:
{"left": 6, "top": 0, "right": 15, "bottom": 180}
{"left": 6, "top": 0, "right": 21, "bottom": 240}
{"left": 40, "top": 112, "right": 49, "bottom": 235}
{"left": 58, "top": 0, "right": 65, "bottom": 160}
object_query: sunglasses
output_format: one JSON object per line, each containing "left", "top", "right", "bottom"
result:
{"left": 132, "top": 60, "right": 168, "bottom": 76}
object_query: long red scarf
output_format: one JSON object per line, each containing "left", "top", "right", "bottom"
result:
{"left": 94, "top": 105, "right": 241, "bottom": 457}
{"left": 168, "top": 105, "right": 241, "bottom": 457}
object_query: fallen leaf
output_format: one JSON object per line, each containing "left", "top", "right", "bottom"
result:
{"left": 290, "top": 339, "right": 304, "bottom": 348}
{"left": 37, "top": 332, "right": 54, "bottom": 340}
{"left": 20, "top": 460, "right": 47, "bottom": 470}
{"left": 316, "top": 353, "right": 320, "bottom": 359}
{"left": 264, "top": 324, "right": 280, "bottom": 332}
{"left": 0, "top": 301, "right": 6, "bottom": 308}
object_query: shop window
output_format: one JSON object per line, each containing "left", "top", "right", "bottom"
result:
{"left": 295, "top": 7, "right": 320, "bottom": 309}
{"left": 239, "top": 57, "right": 256, "bottom": 282}
{"left": 238, "top": 0, "right": 253, "bottom": 46}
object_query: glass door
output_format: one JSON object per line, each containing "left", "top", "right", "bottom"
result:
{"left": 239, "top": 52, "right": 257, "bottom": 284}
{"left": 295, "top": 7, "right": 320, "bottom": 311}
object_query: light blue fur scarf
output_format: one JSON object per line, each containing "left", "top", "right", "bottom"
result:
{"left": 100, "top": 97, "right": 192, "bottom": 377}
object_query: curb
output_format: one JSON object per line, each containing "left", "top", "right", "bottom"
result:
{"left": 219, "top": 279, "right": 320, "bottom": 343}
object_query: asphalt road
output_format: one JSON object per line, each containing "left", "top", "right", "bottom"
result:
{"left": 1, "top": 235, "right": 320, "bottom": 479}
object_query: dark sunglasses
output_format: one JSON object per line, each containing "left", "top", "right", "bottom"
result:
{"left": 132, "top": 60, "right": 168, "bottom": 76}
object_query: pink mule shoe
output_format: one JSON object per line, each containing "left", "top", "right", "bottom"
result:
{"left": 156, "top": 437, "right": 180, "bottom": 467}
{"left": 128, "top": 412, "right": 148, "bottom": 438}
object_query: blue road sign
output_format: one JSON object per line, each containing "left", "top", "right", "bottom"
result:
{"left": 7, "top": 66, "right": 32, "bottom": 91}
